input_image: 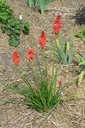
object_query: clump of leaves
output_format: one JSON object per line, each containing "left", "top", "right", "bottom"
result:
{"left": 10, "top": 48, "right": 70, "bottom": 113}
{"left": 27, "top": 0, "right": 53, "bottom": 14}
{"left": 0, "top": 0, "right": 30, "bottom": 46}
{"left": 76, "top": 28, "right": 85, "bottom": 43}
{"left": 75, "top": 53, "right": 85, "bottom": 86}
{"left": 49, "top": 32, "right": 74, "bottom": 65}
{"left": 8, "top": 30, "right": 71, "bottom": 113}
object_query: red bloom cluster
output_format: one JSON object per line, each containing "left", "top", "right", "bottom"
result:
{"left": 12, "top": 51, "right": 20, "bottom": 65}
{"left": 39, "top": 31, "right": 47, "bottom": 48}
{"left": 12, "top": 15, "right": 63, "bottom": 65}
{"left": 27, "top": 49, "right": 35, "bottom": 62}
{"left": 53, "top": 14, "right": 62, "bottom": 34}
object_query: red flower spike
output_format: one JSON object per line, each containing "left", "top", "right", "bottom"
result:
{"left": 12, "top": 51, "right": 20, "bottom": 65}
{"left": 39, "top": 31, "right": 47, "bottom": 49}
{"left": 27, "top": 49, "right": 35, "bottom": 62}
{"left": 53, "top": 14, "right": 62, "bottom": 34}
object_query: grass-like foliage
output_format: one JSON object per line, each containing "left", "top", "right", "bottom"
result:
{"left": 9, "top": 29, "right": 71, "bottom": 112}
{"left": 27, "top": 0, "right": 53, "bottom": 14}
{"left": 75, "top": 53, "right": 85, "bottom": 85}
{"left": 48, "top": 32, "right": 74, "bottom": 65}
{"left": 0, "top": 0, "right": 30, "bottom": 46}
{"left": 10, "top": 48, "right": 69, "bottom": 112}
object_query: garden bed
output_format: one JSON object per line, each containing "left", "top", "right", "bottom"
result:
{"left": 0, "top": 0, "right": 85, "bottom": 128}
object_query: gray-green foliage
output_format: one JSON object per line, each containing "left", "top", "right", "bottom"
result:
{"left": 76, "top": 54, "right": 85, "bottom": 85}
{"left": 48, "top": 32, "right": 74, "bottom": 65}
{"left": 8, "top": 49, "right": 68, "bottom": 112}
{"left": 27, "top": 0, "right": 53, "bottom": 14}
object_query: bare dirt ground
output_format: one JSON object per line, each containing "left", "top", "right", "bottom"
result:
{"left": 0, "top": 0, "right": 85, "bottom": 128}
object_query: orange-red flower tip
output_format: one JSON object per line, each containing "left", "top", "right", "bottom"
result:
{"left": 27, "top": 49, "right": 35, "bottom": 62}
{"left": 39, "top": 31, "right": 47, "bottom": 49}
{"left": 12, "top": 51, "right": 20, "bottom": 65}
{"left": 53, "top": 14, "right": 62, "bottom": 34}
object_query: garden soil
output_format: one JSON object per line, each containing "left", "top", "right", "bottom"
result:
{"left": 0, "top": 0, "right": 85, "bottom": 128}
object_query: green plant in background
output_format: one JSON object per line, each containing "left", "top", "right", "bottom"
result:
{"left": 0, "top": 0, "right": 30, "bottom": 46}
{"left": 75, "top": 53, "right": 85, "bottom": 86}
{"left": 27, "top": 0, "right": 53, "bottom": 14}
{"left": 49, "top": 32, "right": 74, "bottom": 65}
{"left": 76, "top": 28, "right": 85, "bottom": 43}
